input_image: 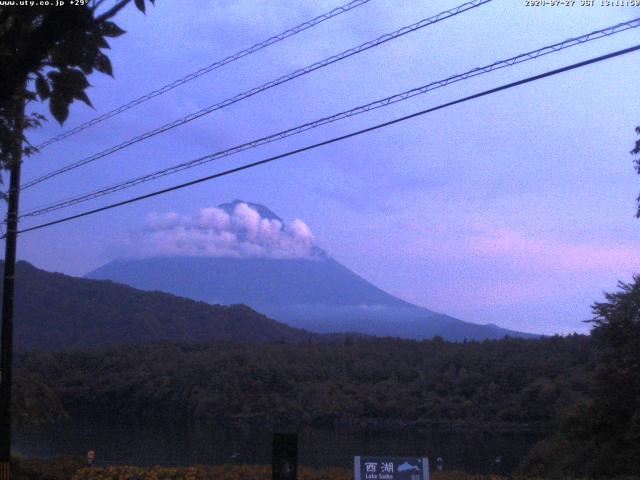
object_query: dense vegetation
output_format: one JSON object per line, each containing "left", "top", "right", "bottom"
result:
{"left": 12, "top": 456, "right": 84, "bottom": 480}
{"left": 4, "top": 261, "right": 318, "bottom": 350}
{"left": 15, "top": 335, "right": 592, "bottom": 431}
{"left": 520, "top": 277, "right": 640, "bottom": 478}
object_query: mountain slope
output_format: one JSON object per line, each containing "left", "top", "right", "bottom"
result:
{"left": 85, "top": 200, "right": 537, "bottom": 341}
{"left": 86, "top": 256, "right": 416, "bottom": 309}
{"left": 3, "top": 260, "right": 318, "bottom": 350}
{"left": 87, "top": 256, "right": 536, "bottom": 341}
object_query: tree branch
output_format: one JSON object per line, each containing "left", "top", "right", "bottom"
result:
{"left": 95, "top": 0, "right": 131, "bottom": 23}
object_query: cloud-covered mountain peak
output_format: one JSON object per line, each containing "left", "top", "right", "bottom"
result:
{"left": 218, "top": 199, "right": 283, "bottom": 223}
{"left": 125, "top": 201, "right": 325, "bottom": 260}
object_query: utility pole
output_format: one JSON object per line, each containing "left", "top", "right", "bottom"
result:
{"left": 0, "top": 87, "right": 25, "bottom": 480}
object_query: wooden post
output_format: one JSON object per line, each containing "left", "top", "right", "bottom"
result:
{"left": 0, "top": 88, "right": 25, "bottom": 480}
{"left": 272, "top": 433, "right": 297, "bottom": 480}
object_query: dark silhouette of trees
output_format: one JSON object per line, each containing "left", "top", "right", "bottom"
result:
{"left": 14, "top": 335, "right": 594, "bottom": 432}
{"left": 633, "top": 126, "right": 640, "bottom": 217}
{"left": 519, "top": 279, "right": 640, "bottom": 478}
{"left": 0, "top": 0, "right": 155, "bottom": 123}
{"left": 586, "top": 277, "right": 640, "bottom": 475}
{"left": 0, "top": 0, "right": 156, "bottom": 172}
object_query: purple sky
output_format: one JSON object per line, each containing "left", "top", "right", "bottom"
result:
{"left": 10, "top": 0, "right": 640, "bottom": 335}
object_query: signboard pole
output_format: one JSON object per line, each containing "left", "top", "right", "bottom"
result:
{"left": 272, "top": 433, "right": 297, "bottom": 480}
{"left": 421, "top": 458, "right": 429, "bottom": 480}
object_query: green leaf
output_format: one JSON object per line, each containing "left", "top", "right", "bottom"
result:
{"left": 63, "top": 68, "right": 89, "bottom": 90}
{"left": 95, "top": 52, "right": 113, "bottom": 77}
{"left": 73, "top": 89, "right": 93, "bottom": 108}
{"left": 94, "top": 35, "right": 110, "bottom": 49}
{"left": 50, "top": 49, "right": 72, "bottom": 68}
{"left": 50, "top": 95, "right": 69, "bottom": 124}
{"left": 77, "top": 45, "right": 99, "bottom": 74}
{"left": 23, "top": 145, "right": 38, "bottom": 157}
{"left": 100, "top": 21, "right": 126, "bottom": 38}
{"left": 134, "top": 0, "right": 146, "bottom": 13}
{"left": 35, "top": 74, "right": 50, "bottom": 100}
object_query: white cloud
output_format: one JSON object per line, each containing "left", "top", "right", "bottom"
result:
{"left": 126, "top": 202, "right": 319, "bottom": 260}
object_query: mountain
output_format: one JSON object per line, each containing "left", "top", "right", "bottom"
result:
{"left": 86, "top": 201, "right": 536, "bottom": 341}
{"left": 3, "top": 260, "right": 319, "bottom": 351}
{"left": 219, "top": 199, "right": 283, "bottom": 222}
{"left": 87, "top": 256, "right": 533, "bottom": 340}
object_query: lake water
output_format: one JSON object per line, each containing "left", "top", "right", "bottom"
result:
{"left": 14, "top": 420, "right": 543, "bottom": 474}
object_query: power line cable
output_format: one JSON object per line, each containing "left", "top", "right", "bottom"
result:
{"left": 19, "top": 17, "right": 640, "bottom": 219}
{"left": 34, "top": 0, "right": 375, "bottom": 150}
{"left": 12, "top": 43, "right": 640, "bottom": 238}
{"left": 21, "top": 0, "right": 492, "bottom": 190}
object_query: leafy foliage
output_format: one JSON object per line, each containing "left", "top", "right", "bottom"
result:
{"left": 0, "top": 0, "right": 155, "bottom": 185}
{"left": 586, "top": 277, "right": 640, "bottom": 475}
{"left": 519, "top": 278, "right": 640, "bottom": 478}
{"left": 0, "top": 0, "right": 155, "bottom": 121}
{"left": 3, "top": 261, "right": 317, "bottom": 351}
{"left": 14, "top": 335, "right": 593, "bottom": 432}
{"left": 633, "top": 126, "right": 640, "bottom": 216}
{"left": 12, "top": 456, "right": 84, "bottom": 480}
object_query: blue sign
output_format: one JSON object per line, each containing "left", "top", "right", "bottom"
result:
{"left": 354, "top": 456, "right": 429, "bottom": 480}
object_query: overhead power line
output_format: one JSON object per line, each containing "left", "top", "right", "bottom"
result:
{"left": 34, "top": 0, "right": 374, "bottom": 150}
{"left": 19, "top": 17, "right": 640, "bottom": 219}
{"left": 12, "top": 43, "right": 640, "bottom": 238}
{"left": 21, "top": 0, "right": 492, "bottom": 190}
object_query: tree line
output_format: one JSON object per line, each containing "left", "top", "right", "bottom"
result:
{"left": 15, "top": 334, "right": 593, "bottom": 431}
